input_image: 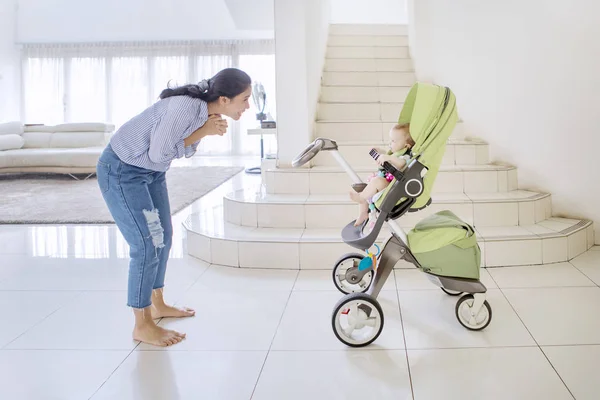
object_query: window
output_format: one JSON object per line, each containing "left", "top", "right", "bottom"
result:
{"left": 21, "top": 40, "right": 275, "bottom": 156}
{"left": 23, "top": 58, "right": 64, "bottom": 125}
{"left": 239, "top": 54, "right": 277, "bottom": 157}
{"left": 69, "top": 57, "right": 107, "bottom": 122}
{"left": 111, "top": 57, "right": 149, "bottom": 128}
{"left": 153, "top": 56, "right": 189, "bottom": 100}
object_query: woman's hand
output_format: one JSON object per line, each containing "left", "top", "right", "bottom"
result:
{"left": 201, "top": 114, "right": 228, "bottom": 137}
{"left": 184, "top": 115, "right": 228, "bottom": 146}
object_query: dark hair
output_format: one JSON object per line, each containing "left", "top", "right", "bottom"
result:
{"left": 159, "top": 67, "right": 251, "bottom": 102}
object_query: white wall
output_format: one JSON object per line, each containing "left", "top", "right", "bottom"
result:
{"left": 305, "top": 0, "right": 331, "bottom": 131}
{"left": 411, "top": 0, "right": 600, "bottom": 243}
{"left": 330, "top": 0, "right": 406, "bottom": 24}
{"left": 0, "top": 0, "right": 21, "bottom": 122}
{"left": 224, "top": 0, "right": 274, "bottom": 31}
{"left": 274, "top": 0, "right": 310, "bottom": 167}
{"left": 17, "top": 0, "right": 273, "bottom": 43}
{"left": 274, "top": 0, "right": 330, "bottom": 167}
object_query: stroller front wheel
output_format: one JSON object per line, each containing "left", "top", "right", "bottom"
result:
{"left": 441, "top": 287, "right": 463, "bottom": 296}
{"left": 455, "top": 294, "right": 492, "bottom": 331}
{"left": 332, "top": 293, "right": 384, "bottom": 347}
{"left": 332, "top": 253, "right": 374, "bottom": 294}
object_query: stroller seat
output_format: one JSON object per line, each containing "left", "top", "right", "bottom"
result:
{"left": 342, "top": 83, "right": 457, "bottom": 252}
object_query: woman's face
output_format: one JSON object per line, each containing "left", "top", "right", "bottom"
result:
{"left": 220, "top": 86, "right": 252, "bottom": 120}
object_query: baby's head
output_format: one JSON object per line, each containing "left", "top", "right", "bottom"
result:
{"left": 389, "top": 123, "right": 414, "bottom": 153}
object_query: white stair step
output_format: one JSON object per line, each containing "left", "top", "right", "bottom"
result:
{"left": 322, "top": 71, "right": 415, "bottom": 86}
{"left": 223, "top": 189, "right": 552, "bottom": 229}
{"left": 265, "top": 164, "right": 518, "bottom": 195}
{"left": 185, "top": 213, "right": 595, "bottom": 269}
{"left": 315, "top": 121, "right": 468, "bottom": 142}
{"left": 328, "top": 35, "right": 408, "bottom": 47}
{"left": 320, "top": 86, "right": 411, "bottom": 103}
{"left": 324, "top": 58, "right": 414, "bottom": 72}
{"left": 316, "top": 121, "right": 388, "bottom": 142}
{"left": 329, "top": 24, "right": 408, "bottom": 36}
{"left": 311, "top": 140, "right": 489, "bottom": 167}
{"left": 326, "top": 46, "right": 409, "bottom": 59}
{"left": 317, "top": 102, "right": 404, "bottom": 122}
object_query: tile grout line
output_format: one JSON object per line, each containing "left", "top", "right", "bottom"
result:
{"left": 170, "top": 263, "right": 215, "bottom": 307}
{"left": 249, "top": 270, "right": 300, "bottom": 399}
{"left": 393, "top": 271, "right": 416, "bottom": 400}
{"left": 1, "top": 290, "right": 87, "bottom": 350}
{"left": 87, "top": 345, "right": 140, "bottom": 400}
{"left": 90, "top": 262, "right": 218, "bottom": 399}
{"left": 567, "top": 260, "right": 600, "bottom": 289}
{"left": 491, "top": 274, "right": 577, "bottom": 400}
{"left": 1, "top": 343, "right": 562, "bottom": 352}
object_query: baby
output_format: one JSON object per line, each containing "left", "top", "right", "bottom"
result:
{"left": 349, "top": 123, "right": 415, "bottom": 226}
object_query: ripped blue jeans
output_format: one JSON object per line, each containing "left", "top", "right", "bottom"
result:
{"left": 96, "top": 144, "right": 173, "bottom": 309}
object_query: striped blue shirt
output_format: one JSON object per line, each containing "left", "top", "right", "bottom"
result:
{"left": 110, "top": 96, "right": 208, "bottom": 172}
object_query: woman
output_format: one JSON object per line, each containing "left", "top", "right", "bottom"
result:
{"left": 96, "top": 68, "right": 252, "bottom": 347}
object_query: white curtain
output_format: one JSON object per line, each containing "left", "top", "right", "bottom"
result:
{"left": 111, "top": 56, "right": 149, "bottom": 128}
{"left": 21, "top": 40, "right": 275, "bottom": 156}
{"left": 69, "top": 57, "right": 107, "bottom": 122}
{"left": 23, "top": 57, "right": 64, "bottom": 125}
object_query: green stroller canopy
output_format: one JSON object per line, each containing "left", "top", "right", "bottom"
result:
{"left": 374, "top": 82, "right": 458, "bottom": 210}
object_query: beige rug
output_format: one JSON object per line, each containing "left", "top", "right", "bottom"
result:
{"left": 0, "top": 166, "right": 242, "bottom": 224}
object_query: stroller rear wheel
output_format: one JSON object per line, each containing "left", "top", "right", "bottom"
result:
{"left": 332, "top": 253, "right": 373, "bottom": 294}
{"left": 332, "top": 293, "right": 384, "bottom": 347}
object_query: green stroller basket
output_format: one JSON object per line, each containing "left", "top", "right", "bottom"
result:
{"left": 407, "top": 210, "right": 481, "bottom": 280}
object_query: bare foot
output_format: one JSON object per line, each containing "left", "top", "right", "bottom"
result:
{"left": 133, "top": 323, "right": 186, "bottom": 347}
{"left": 150, "top": 288, "right": 195, "bottom": 319}
{"left": 151, "top": 304, "right": 196, "bottom": 319}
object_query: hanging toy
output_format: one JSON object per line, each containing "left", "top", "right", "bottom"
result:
{"left": 357, "top": 244, "right": 381, "bottom": 271}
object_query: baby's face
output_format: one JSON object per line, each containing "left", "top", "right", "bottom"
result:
{"left": 389, "top": 128, "right": 410, "bottom": 152}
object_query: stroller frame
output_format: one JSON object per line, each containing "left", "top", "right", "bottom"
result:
{"left": 293, "top": 136, "right": 492, "bottom": 347}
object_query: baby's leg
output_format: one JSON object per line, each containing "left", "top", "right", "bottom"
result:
{"left": 349, "top": 177, "right": 389, "bottom": 226}
{"left": 349, "top": 177, "right": 388, "bottom": 203}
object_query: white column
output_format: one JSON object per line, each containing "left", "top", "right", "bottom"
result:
{"left": 0, "top": 0, "right": 21, "bottom": 122}
{"left": 273, "top": 0, "right": 311, "bottom": 167}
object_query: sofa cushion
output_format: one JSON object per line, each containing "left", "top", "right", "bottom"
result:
{"left": 0, "top": 134, "right": 25, "bottom": 151}
{"left": 24, "top": 125, "right": 56, "bottom": 133}
{"left": 50, "top": 132, "right": 106, "bottom": 148}
{"left": 22, "top": 132, "right": 52, "bottom": 148}
{"left": 0, "top": 147, "right": 103, "bottom": 169}
{"left": 53, "top": 123, "right": 115, "bottom": 132}
{"left": 24, "top": 123, "right": 115, "bottom": 133}
{"left": 0, "top": 121, "right": 24, "bottom": 136}
{"left": 22, "top": 131, "right": 108, "bottom": 149}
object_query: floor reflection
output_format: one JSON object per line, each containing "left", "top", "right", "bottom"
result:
{"left": 0, "top": 155, "right": 262, "bottom": 260}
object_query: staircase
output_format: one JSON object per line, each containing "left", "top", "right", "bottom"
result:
{"left": 184, "top": 24, "right": 595, "bottom": 270}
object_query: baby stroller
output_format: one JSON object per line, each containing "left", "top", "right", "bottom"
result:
{"left": 292, "top": 82, "right": 492, "bottom": 347}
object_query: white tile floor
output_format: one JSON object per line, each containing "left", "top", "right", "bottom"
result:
{"left": 1, "top": 155, "right": 599, "bottom": 399}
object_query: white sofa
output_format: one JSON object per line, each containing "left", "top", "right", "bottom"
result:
{"left": 0, "top": 121, "right": 114, "bottom": 175}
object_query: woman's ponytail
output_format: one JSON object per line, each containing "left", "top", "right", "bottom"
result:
{"left": 159, "top": 68, "right": 251, "bottom": 103}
